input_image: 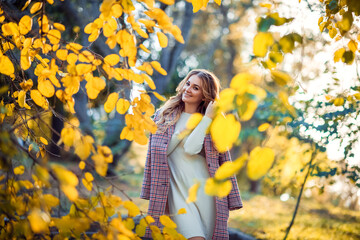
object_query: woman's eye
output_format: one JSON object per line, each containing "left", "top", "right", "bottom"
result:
{"left": 194, "top": 87, "right": 198, "bottom": 90}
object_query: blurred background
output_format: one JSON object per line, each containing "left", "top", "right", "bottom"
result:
{"left": 2, "top": 0, "right": 360, "bottom": 239}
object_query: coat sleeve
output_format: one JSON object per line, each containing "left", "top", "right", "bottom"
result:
{"left": 140, "top": 131, "right": 153, "bottom": 200}
{"left": 140, "top": 111, "right": 159, "bottom": 200}
{"left": 219, "top": 150, "right": 243, "bottom": 210}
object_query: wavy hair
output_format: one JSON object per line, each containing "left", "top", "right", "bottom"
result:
{"left": 156, "top": 69, "right": 221, "bottom": 133}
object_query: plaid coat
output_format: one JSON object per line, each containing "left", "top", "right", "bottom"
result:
{"left": 140, "top": 111, "right": 243, "bottom": 239}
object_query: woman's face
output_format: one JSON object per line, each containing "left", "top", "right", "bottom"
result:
{"left": 181, "top": 75, "right": 204, "bottom": 107}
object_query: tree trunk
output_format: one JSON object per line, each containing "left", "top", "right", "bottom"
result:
{"left": 150, "top": 1, "right": 195, "bottom": 107}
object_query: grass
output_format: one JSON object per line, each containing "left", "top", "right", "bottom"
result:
{"left": 228, "top": 194, "right": 360, "bottom": 240}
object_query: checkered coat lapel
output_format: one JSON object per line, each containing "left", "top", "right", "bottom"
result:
{"left": 140, "top": 111, "right": 243, "bottom": 240}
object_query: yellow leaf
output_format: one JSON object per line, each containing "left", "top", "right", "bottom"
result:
{"left": 104, "top": 54, "right": 120, "bottom": 66}
{"left": 337, "top": 11, "right": 353, "bottom": 35}
{"left": 142, "top": 74, "right": 156, "bottom": 89}
{"left": 52, "top": 165, "right": 79, "bottom": 186}
{"left": 230, "top": 72, "right": 252, "bottom": 93}
{"left": 14, "top": 165, "right": 25, "bottom": 175}
{"left": 30, "top": 2, "right": 43, "bottom": 14}
{"left": 239, "top": 99, "right": 257, "bottom": 121}
{"left": 40, "top": 137, "right": 48, "bottom": 145}
{"left": 111, "top": 3, "right": 123, "bottom": 17}
{"left": 258, "top": 123, "right": 270, "bottom": 132}
{"left": 19, "top": 15, "right": 33, "bottom": 35}
{"left": 61, "top": 185, "right": 78, "bottom": 201}
{"left": 150, "top": 61, "right": 167, "bottom": 75}
{"left": 0, "top": 55, "right": 15, "bottom": 76}
{"left": 210, "top": 114, "right": 240, "bottom": 152}
{"left": 139, "top": 216, "right": 155, "bottom": 227}
{"left": 21, "top": 49, "right": 32, "bottom": 71}
{"left": 104, "top": 92, "right": 119, "bottom": 113}
{"left": 135, "top": 225, "right": 146, "bottom": 237}
{"left": 186, "top": 181, "right": 200, "bottom": 203}
{"left": 157, "top": 31, "right": 168, "bottom": 48}
{"left": 53, "top": 23, "right": 65, "bottom": 31}
{"left": 116, "top": 98, "right": 130, "bottom": 114}
{"left": 214, "top": 153, "right": 247, "bottom": 180}
{"left": 216, "top": 88, "right": 236, "bottom": 112}
{"left": 159, "top": 215, "right": 177, "bottom": 228}
{"left": 27, "top": 209, "right": 50, "bottom": 233}
{"left": 177, "top": 208, "right": 187, "bottom": 214}
{"left": 20, "top": 79, "right": 33, "bottom": 91}
{"left": 348, "top": 40, "right": 358, "bottom": 53}
{"left": 38, "top": 80, "right": 55, "bottom": 98}
{"left": 91, "top": 153, "right": 108, "bottom": 176}
{"left": 56, "top": 49, "right": 68, "bottom": 61}
{"left": 82, "top": 178, "right": 93, "bottom": 191}
{"left": 204, "top": 178, "right": 232, "bottom": 198}
{"left": 43, "top": 194, "right": 59, "bottom": 208}
{"left": 74, "top": 135, "right": 94, "bottom": 160}
{"left": 333, "top": 97, "right": 344, "bottom": 106}
{"left": 67, "top": 53, "right": 78, "bottom": 65}
{"left": 30, "top": 90, "right": 48, "bottom": 109}
{"left": 79, "top": 50, "right": 95, "bottom": 63}
{"left": 334, "top": 48, "right": 345, "bottom": 62}
{"left": 270, "top": 70, "right": 292, "bottom": 86}
{"left": 253, "top": 32, "right": 274, "bottom": 57}
{"left": 139, "top": 44, "right": 151, "bottom": 53}
{"left": 61, "top": 127, "right": 76, "bottom": 147}
{"left": 192, "top": 0, "right": 207, "bottom": 12}
{"left": 214, "top": 0, "right": 221, "bottom": 5}
{"left": 124, "top": 218, "right": 135, "bottom": 230}
{"left": 134, "top": 132, "right": 148, "bottom": 145}
{"left": 278, "top": 91, "right": 296, "bottom": 117}
{"left": 120, "top": 127, "right": 134, "bottom": 141}
{"left": 153, "top": 92, "right": 166, "bottom": 101}
{"left": 18, "top": 90, "right": 30, "bottom": 109}
{"left": 186, "top": 113, "right": 203, "bottom": 129}
{"left": 47, "top": 29, "right": 61, "bottom": 44}
{"left": 329, "top": 27, "right": 337, "bottom": 38}
{"left": 158, "top": 0, "right": 175, "bottom": 5}
{"left": 21, "top": 0, "right": 31, "bottom": 11}
{"left": 66, "top": 42, "right": 83, "bottom": 52}
{"left": 2, "top": 22, "right": 19, "bottom": 36}
{"left": 259, "top": 2, "right": 272, "bottom": 9}
{"left": 84, "top": 172, "right": 94, "bottom": 182}
{"left": 79, "top": 161, "right": 85, "bottom": 170}
{"left": 247, "top": 146, "right": 275, "bottom": 180}
{"left": 123, "top": 200, "right": 140, "bottom": 217}
{"left": 76, "top": 64, "right": 93, "bottom": 75}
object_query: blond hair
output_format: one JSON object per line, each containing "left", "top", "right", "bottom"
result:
{"left": 156, "top": 69, "right": 220, "bottom": 133}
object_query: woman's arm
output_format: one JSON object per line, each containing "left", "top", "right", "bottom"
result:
{"left": 183, "top": 116, "right": 212, "bottom": 155}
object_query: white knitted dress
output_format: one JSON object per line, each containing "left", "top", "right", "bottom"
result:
{"left": 166, "top": 112, "right": 215, "bottom": 239}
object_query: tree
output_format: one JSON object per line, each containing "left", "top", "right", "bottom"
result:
{"left": 1, "top": 0, "right": 360, "bottom": 239}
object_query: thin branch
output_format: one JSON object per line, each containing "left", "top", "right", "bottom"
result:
{"left": 283, "top": 148, "right": 318, "bottom": 240}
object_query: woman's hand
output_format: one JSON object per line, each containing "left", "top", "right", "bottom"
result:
{"left": 205, "top": 101, "right": 216, "bottom": 119}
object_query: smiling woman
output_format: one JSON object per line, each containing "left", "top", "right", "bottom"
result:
{"left": 140, "top": 69, "right": 243, "bottom": 240}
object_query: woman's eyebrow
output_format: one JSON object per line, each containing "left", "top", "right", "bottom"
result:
{"left": 188, "top": 82, "right": 200, "bottom": 88}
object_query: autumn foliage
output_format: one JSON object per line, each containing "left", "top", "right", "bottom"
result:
{"left": 1, "top": 0, "right": 360, "bottom": 239}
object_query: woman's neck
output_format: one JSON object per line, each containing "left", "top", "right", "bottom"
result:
{"left": 183, "top": 104, "right": 199, "bottom": 114}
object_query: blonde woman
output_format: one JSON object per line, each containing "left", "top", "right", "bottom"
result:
{"left": 141, "top": 69, "right": 243, "bottom": 240}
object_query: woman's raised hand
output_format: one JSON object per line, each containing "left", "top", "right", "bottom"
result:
{"left": 205, "top": 101, "right": 216, "bottom": 119}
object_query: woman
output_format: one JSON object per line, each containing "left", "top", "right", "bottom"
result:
{"left": 140, "top": 69, "right": 243, "bottom": 240}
